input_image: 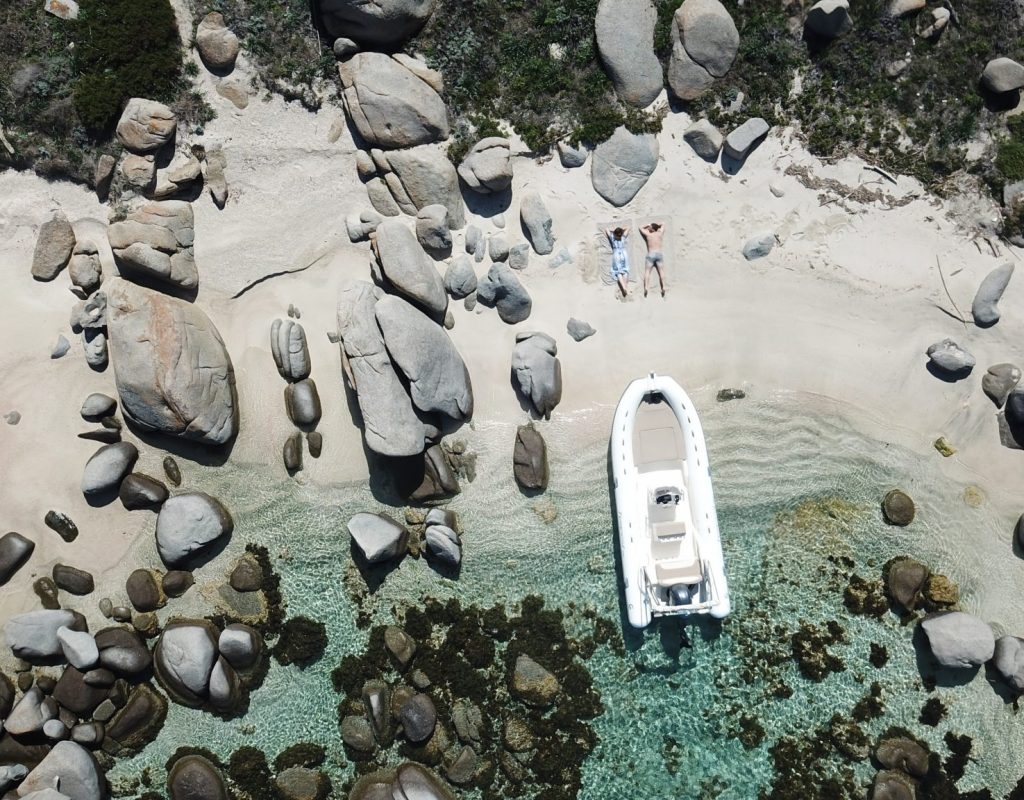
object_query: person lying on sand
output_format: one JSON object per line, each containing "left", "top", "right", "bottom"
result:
{"left": 640, "top": 222, "right": 667, "bottom": 298}
{"left": 605, "top": 225, "right": 631, "bottom": 297}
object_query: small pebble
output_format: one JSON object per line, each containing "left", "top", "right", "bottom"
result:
{"left": 51, "top": 334, "right": 70, "bottom": 359}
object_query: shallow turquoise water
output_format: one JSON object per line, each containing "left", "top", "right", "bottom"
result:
{"left": 109, "top": 395, "right": 1024, "bottom": 798}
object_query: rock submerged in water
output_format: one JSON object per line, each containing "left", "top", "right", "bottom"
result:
{"left": 283, "top": 431, "right": 303, "bottom": 472}
{"left": 168, "top": 753, "right": 229, "bottom": 800}
{"left": 881, "top": 489, "right": 915, "bottom": 526}
{"left": 347, "top": 512, "right": 409, "bottom": 564}
{"left": 424, "top": 524, "right": 461, "bottom": 568}
{"left": 885, "top": 557, "right": 929, "bottom": 609}
{"left": 875, "top": 737, "right": 929, "bottom": 778}
{"left": 513, "top": 424, "right": 549, "bottom": 490}
{"left": 155, "top": 492, "right": 234, "bottom": 568}
{"left": 107, "top": 280, "right": 238, "bottom": 446}
{"left": 511, "top": 654, "right": 560, "bottom": 707}
{"left": 920, "top": 611, "right": 995, "bottom": 669}
{"left": 154, "top": 620, "right": 220, "bottom": 706}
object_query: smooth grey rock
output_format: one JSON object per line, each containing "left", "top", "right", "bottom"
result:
{"left": 425, "top": 525, "right": 461, "bottom": 567}
{"left": 283, "top": 431, "right": 303, "bottom": 472}
{"left": 465, "top": 224, "right": 483, "bottom": 260}
{"left": 476, "top": 262, "right": 532, "bottom": 324}
{"left": 416, "top": 204, "right": 452, "bottom": 253}
{"left": 43, "top": 718, "right": 69, "bottom": 741}
{"left": 392, "top": 764, "right": 456, "bottom": 800}
{"left": 723, "top": 118, "right": 770, "bottom": 161}
{"left": 374, "top": 295, "right": 473, "bottom": 421}
{"left": 19, "top": 741, "right": 103, "bottom": 800}
{"left": 71, "top": 722, "right": 104, "bottom": 747}
{"left": 108, "top": 281, "right": 238, "bottom": 445}
{"left": 488, "top": 234, "right": 510, "bottom": 263}
{"left": 95, "top": 153, "right": 116, "bottom": 201}
{"left": 126, "top": 569, "right": 164, "bottom": 612}
{"left": 155, "top": 492, "right": 233, "bottom": 568}
{"left": 683, "top": 119, "right": 723, "bottom": 161}
{"left": 742, "top": 232, "right": 775, "bottom": 260}
{"left": 872, "top": 770, "right": 916, "bottom": 800}
{"left": 5, "top": 610, "right": 86, "bottom": 661}
{"left": 443, "top": 256, "right": 477, "bottom": 299}
{"left": 69, "top": 241, "right": 102, "bottom": 295}
{"left": 993, "top": 635, "right": 1024, "bottom": 692}
{"left": 457, "top": 138, "right": 512, "bottom": 194}
{"left": 596, "top": 0, "right": 663, "bottom": 107}
{"left": 318, "top": 0, "right": 435, "bottom": 45}
{"left": 972, "top": 262, "right": 1013, "bottom": 326}
{"left": 57, "top": 628, "right": 99, "bottom": 671}
{"left": 981, "top": 57, "right": 1024, "bottom": 93}
{"left": 270, "top": 319, "right": 311, "bottom": 382}
{"left": 0, "top": 765, "right": 29, "bottom": 793}
{"left": 333, "top": 36, "right": 359, "bottom": 58}
{"left": 926, "top": 338, "right": 975, "bottom": 375}
{"left": 208, "top": 657, "right": 239, "bottom": 711}
{"left": 0, "top": 532, "right": 35, "bottom": 585}
{"left": 196, "top": 12, "right": 240, "bottom": 72}
{"left": 119, "top": 473, "right": 169, "bottom": 510}
{"left": 399, "top": 693, "right": 437, "bottom": 742}
{"left": 674, "top": 0, "right": 739, "bottom": 76}
{"left": 167, "top": 754, "right": 228, "bottom": 800}
{"left": 339, "top": 53, "right": 448, "bottom": 149}
{"left": 667, "top": 27, "right": 716, "bottom": 100}
{"left": 374, "top": 219, "right": 448, "bottom": 316}
{"left": 371, "top": 145, "right": 464, "bottom": 228}
{"left": 805, "top": 0, "right": 853, "bottom": 38}
{"left": 591, "top": 127, "right": 659, "bottom": 206}
{"left": 307, "top": 430, "right": 323, "bottom": 458}
{"left": 81, "top": 442, "right": 138, "bottom": 497}
{"left": 512, "top": 333, "right": 562, "bottom": 419}
{"left": 4, "top": 688, "right": 54, "bottom": 735}
{"left": 31, "top": 211, "right": 76, "bottom": 281}
{"left": 1008, "top": 388, "right": 1024, "bottom": 429}
{"left": 508, "top": 242, "right": 530, "bottom": 270}
{"left": 285, "top": 379, "right": 322, "bottom": 426}
{"left": 82, "top": 329, "right": 107, "bottom": 370}
{"left": 411, "top": 444, "right": 460, "bottom": 502}
{"left": 916, "top": 6, "right": 950, "bottom": 37}
{"left": 154, "top": 622, "right": 218, "bottom": 704}
{"left": 347, "top": 512, "right": 409, "bottom": 563}
{"left": 982, "top": 363, "right": 1021, "bottom": 407}
{"left": 513, "top": 424, "right": 549, "bottom": 490}
{"left": 566, "top": 318, "right": 596, "bottom": 341}
{"left": 218, "top": 624, "right": 262, "bottom": 670}
{"left": 557, "top": 140, "right": 589, "bottom": 168}
{"left": 116, "top": 98, "right": 176, "bottom": 153}
{"left": 520, "top": 192, "right": 555, "bottom": 255}
{"left": 337, "top": 282, "right": 427, "bottom": 458}
{"left": 80, "top": 393, "right": 116, "bottom": 419}
{"left": 108, "top": 201, "right": 197, "bottom": 291}
{"left": 51, "top": 335, "right": 70, "bottom": 359}
{"left": 920, "top": 611, "right": 995, "bottom": 668}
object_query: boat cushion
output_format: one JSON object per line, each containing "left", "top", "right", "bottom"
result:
{"left": 653, "top": 520, "right": 686, "bottom": 538}
{"left": 655, "top": 560, "right": 702, "bottom": 586}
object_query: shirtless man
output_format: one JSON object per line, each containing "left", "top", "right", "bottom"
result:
{"left": 640, "top": 222, "right": 667, "bottom": 297}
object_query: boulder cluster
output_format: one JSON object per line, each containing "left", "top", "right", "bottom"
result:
{"left": 347, "top": 506, "right": 465, "bottom": 573}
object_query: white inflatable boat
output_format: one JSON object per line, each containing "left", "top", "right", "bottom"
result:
{"left": 611, "top": 373, "right": 730, "bottom": 628}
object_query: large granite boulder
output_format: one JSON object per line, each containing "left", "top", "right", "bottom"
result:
{"left": 920, "top": 611, "right": 995, "bottom": 669}
{"left": 667, "top": 0, "right": 739, "bottom": 100}
{"left": 805, "top": 0, "right": 853, "bottom": 38}
{"left": 926, "top": 338, "right": 975, "bottom": 376}
{"left": 81, "top": 442, "right": 138, "bottom": 497}
{"left": 363, "top": 145, "right": 465, "bottom": 228}
{"left": 154, "top": 621, "right": 219, "bottom": 706}
{"left": 723, "top": 118, "right": 769, "bottom": 161}
{"left": 107, "top": 281, "right": 238, "bottom": 445}
{"left": 17, "top": 742, "right": 104, "bottom": 800}
{"left": 95, "top": 627, "right": 152, "bottom": 676}
{"left": 155, "top": 492, "right": 233, "bottom": 568}
{"left": 5, "top": 610, "right": 87, "bottom": 661}
{"left": 683, "top": 118, "right": 724, "bottom": 161}
{"left": 339, "top": 53, "right": 448, "bottom": 149}
{"left": 107, "top": 201, "right": 197, "bottom": 292}
{"left": 993, "top": 635, "right": 1024, "bottom": 692}
{"left": 347, "top": 512, "right": 409, "bottom": 564}
{"left": 195, "top": 12, "right": 240, "bottom": 73}
{"left": 338, "top": 282, "right": 427, "bottom": 458}
{"left": 520, "top": 192, "right": 555, "bottom": 255}
{"left": 318, "top": 0, "right": 435, "bottom": 45}
{"left": 168, "top": 754, "right": 228, "bottom": 800}
{"left": 116, "top": 98, "right": 176, "bottom": 153}
{"left": 375, "top": 295, "right": 473, "bottom": 421}
{"left": 476, "top": 262, "right": 532, "bottom": 324}
{"left": 416, "top": 205, "right": 451, "bottom": 253}
{"left": 31, "top": 211, "right": 76, "bottom": 281}
{"left": 218, "top": 624, "right": 262, "bottom": 670}
{"left": 4, "top": 687, "right": 54, "bottom": 735}
{"left": 424, "top": 524, "right": 461, "bottom": 567}
{"left": 443, "top": 256, "right": 477, "bottom": 299}
{"left": 513, "top": 424, "right": 549, "bottom": 490}
{"left": 457, "top": 138, "right": 513, "bottom": 194}
{"left": 0, "top": 532, "right": 34, "bottom": 585}
{"left": 512, "top": 333, "right": 562, "bottom": 420}
{"left": 373, "top": 220, "right": 448, "bottom": 317}
{"left": 981, "top": 57, "right": 1024, "bottom": 94}
{"left": 271, "top": 319, "right": 311, "bottom": 382}
{"left": 595, "top": 0, "right": 663, "bottom": 107}
{"left": 972, "top": 262, "right": 1013, "bottom": 327}
{"left": 591, "top": 126, "right": 659, "bottom": 206}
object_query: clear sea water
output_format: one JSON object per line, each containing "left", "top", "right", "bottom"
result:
{"left": 108, "top": 394, "right": 1024, "bottom": 798}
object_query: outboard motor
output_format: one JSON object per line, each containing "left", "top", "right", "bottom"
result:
{"left": 669, "top": 584, "right": 693, "bottom": 605}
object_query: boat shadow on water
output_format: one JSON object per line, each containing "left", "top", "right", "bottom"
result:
{"left": 606, "top": 441, "right": 723, "bottom": 670}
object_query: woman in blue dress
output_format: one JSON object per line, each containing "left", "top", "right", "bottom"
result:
{"left": 605, "top": 225, "right": 631, "bottom": 297}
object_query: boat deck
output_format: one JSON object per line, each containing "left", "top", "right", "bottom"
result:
{"left": 632, "top": 395, "right": 686, "bottom": 473}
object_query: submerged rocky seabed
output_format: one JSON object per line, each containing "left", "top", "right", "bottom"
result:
{"left": 95, "top": 395, "right": 1023, "bottom": 799}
